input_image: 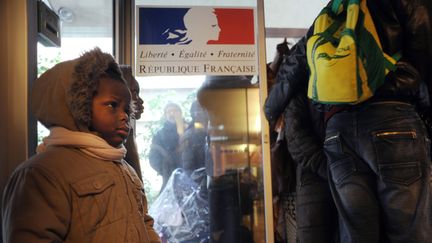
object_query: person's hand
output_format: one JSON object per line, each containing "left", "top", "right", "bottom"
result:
{"left": 274, "top": 115, "right": 285, "bottom": 133}
{"left": 276, "top": 37, "right": 290, "bottom": 56}
{"left": 269, "top": 38, "right": 290, "bottom": 75}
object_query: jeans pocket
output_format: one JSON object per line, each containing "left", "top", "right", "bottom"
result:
{"left": 325, "top": 133, "right": 356, "bottom": 185}
{"left": 373, "top": 129, "right": 422, "bottom": 185}
{"left": 378, "top": 162, "right": 421, "bottom": 185}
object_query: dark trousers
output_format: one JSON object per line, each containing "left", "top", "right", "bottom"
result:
{"left": 325, "top": 101, "right": 432, "bottom": 243}
{"left": 208, "top": 172, "right": 253, "bottom": 243}
{"left": 295, "top": 166, "right": 339, "bottom": 243}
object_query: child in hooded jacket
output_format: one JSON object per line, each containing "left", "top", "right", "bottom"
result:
{"left": 1, "top": 48, "right": 161, "bottom": 243}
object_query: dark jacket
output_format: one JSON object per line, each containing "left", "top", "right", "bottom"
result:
{"left": 149, "top": 121, "right": 181, "bottom": 192}
{"left": 265, "top": 0, "right": 432, "bottom": 124}
{"left": 284, "top": 91, "right": 327, "bottom": 179}
{"left": 180, "top": 124, "right": 207, "bottom": 175}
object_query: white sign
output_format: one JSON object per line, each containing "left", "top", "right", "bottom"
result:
{"left": 136, "top": 6, "right": 258, "bottom": 76}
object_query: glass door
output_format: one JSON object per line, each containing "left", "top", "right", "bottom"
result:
{"left": 36, "top": 0, "right": 114, "bottom": 143}
{"left": 133, "top": 0, "right": 269, "bottom": 242}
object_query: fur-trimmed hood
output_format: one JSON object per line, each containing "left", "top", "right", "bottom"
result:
{"left": 31, "top": 48, "right": 123, "bottom": 132}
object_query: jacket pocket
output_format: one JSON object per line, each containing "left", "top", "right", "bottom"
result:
{"left": 71, "top": 173, "right": 115, "bottom": 233}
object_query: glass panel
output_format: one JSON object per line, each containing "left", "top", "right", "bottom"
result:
{"left": 36, "top": 0, "right": 114, "bottom": 143}
{"left": 134, "top": 0, "right": 266, "bottom": 242}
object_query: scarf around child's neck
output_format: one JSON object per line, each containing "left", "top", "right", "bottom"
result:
{"left": 36, "top": 126, "right": 127, "bottom": 162}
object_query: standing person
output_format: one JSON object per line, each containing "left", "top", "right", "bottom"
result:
{"left": 1, "top": 48, "right": 161, "bottom": 242}
{"left": 149, "top": 102, "right": 184, "bottom": 193}
{"left": 179, "top": 100, "right": 209, "bottom": 176}
{"left": 283, "top": 91, "right": 339, "bottom": 243}
{"left": 267, "top": 40, "right": 338, "bottom": 243}
{"left": 265, "top": 1, "right": 432, "bottom": 242}
{"left": 266, "top": 39, "right": 297, "bottom": 243}
{"left": 120, "top": 65, "right": 145, "bottom": 180}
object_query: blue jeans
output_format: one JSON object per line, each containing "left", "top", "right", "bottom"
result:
{"left": 296, "top": 165, "right": 339, "bottom": 243}
{"left": 324, "top": 101, "right": 432, "bottom": 243}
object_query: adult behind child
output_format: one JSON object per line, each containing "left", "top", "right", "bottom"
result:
{"left": 120, "top": 64, "right": 145, "bottom": 180}
{"left": 149, "top": 102, "right": 185, "bottom": 193}
{"left": 179, "top": 100, "right": 209, "bottom": 176}
{"left": 2, "top": 48, "right": 160, "bottom": 243}
{"left": 265, "top": 1, "right": 432, "bottom": 242}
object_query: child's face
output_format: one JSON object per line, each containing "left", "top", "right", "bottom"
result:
{"left": 91, "top": 77, "right": 131, "bottom": 147}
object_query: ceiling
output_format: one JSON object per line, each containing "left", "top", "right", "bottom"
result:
{"left": 46, "top": 0, "right": 113, "bottom": 37}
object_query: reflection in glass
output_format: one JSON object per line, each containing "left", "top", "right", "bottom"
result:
{"left": 198, "top": 75, "right": 261, "bottom": 243}
{"left": 135, "top": 1, "right": 265, "bottom": 242}
{"left": 138, "top": 74, "right": 265, "bottom": 242}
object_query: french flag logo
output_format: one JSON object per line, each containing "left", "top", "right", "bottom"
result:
{"left": 138, "top": 7, "right": 255, "bottom": 45}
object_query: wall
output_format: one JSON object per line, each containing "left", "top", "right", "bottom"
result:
{"left": 0, "top": 0, "right": 32, "bottom": 241}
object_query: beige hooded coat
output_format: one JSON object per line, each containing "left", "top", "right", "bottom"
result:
{"left": 1, "top": 50, "right": 161, "bottom": 243}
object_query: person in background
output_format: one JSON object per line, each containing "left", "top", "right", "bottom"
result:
{"left": 149, "top": 102, "right": 184, "bottom": 193}
{"left": 266, "top": 39, "right": 296, "bottom": 243}
{"left": 120, "top": 65, "right": 145, "bottom": 180}
{"left": 179, "top": 100, "right": 209, "bottom": 176}
{"left": 265, "top": 1, "right": 432, "bottom": 242}
{"left": 197, "top": 75, "right": 256, "bottom": 243}
{"left": 2, "top": 48, "right": 160, "bottom": 243}
{"left": 267, "top": 37, "right": 290, "bottom": 92}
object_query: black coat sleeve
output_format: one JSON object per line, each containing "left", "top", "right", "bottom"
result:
{"left": 284, "top": 94, "right": 328, "bottom": 179}
{"left": 264, "top": 33, "right": 311, "bottom": 126}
